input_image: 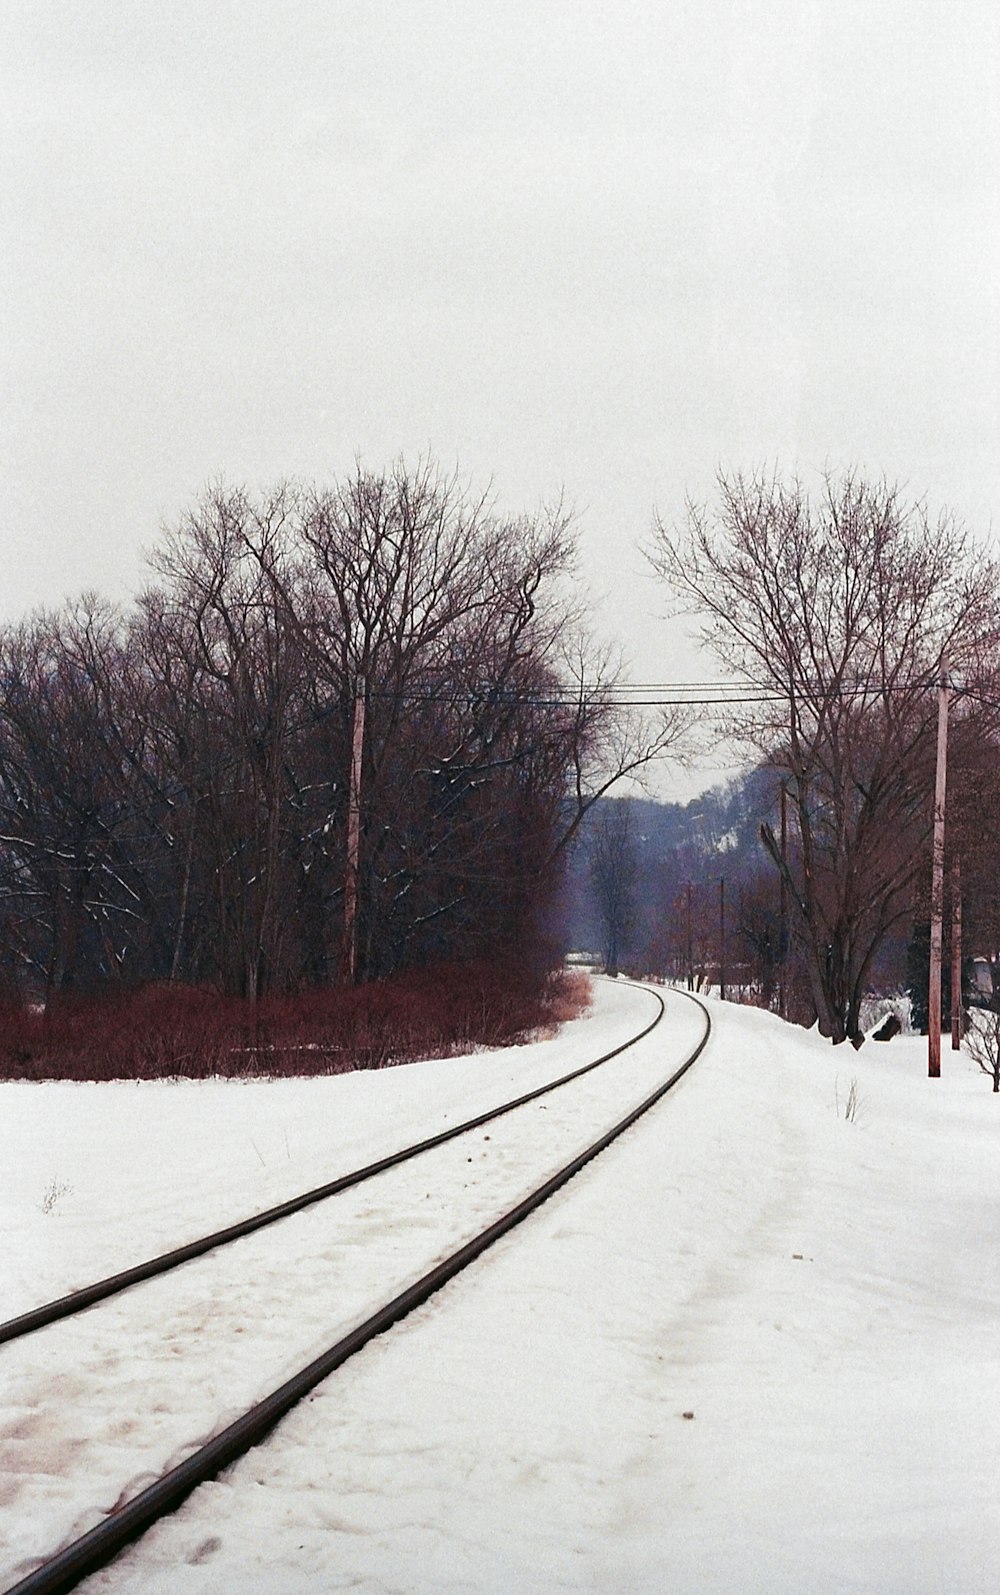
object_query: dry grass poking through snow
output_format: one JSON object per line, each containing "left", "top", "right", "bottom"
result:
{"left": 535, "top": 969, "right": 592, "bottom": 1033}
{"left": 0, "top": 960, "right": 591, "bottom": 1082}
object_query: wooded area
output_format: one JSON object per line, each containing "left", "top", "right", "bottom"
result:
{"left": 0, "top": 462, "right": 681, "bottom": 1010}
{"left": 7, "top": 459, "right": 1000, "bottom": 1058}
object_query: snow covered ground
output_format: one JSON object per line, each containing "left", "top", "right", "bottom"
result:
{"left": 3, "top": 980, "right": 1000, "bottom": 1593}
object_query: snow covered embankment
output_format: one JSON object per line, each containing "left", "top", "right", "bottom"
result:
{"left": 5, "top": 985, "right": 1000, "bottom": 1593}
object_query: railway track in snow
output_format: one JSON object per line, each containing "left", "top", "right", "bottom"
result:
{"left": 1, "top": 981, "right": 710, "bottom": 1595}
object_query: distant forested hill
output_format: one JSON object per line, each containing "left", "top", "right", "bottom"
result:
{"left": 563, "top": 765, "right": 780, "bottom": 970}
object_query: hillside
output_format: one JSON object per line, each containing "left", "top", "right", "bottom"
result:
{"left": 564, "top": 768, "right": 778, "bottom": 966}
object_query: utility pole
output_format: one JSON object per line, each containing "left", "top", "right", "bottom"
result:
{"left": 719, "top": 876, "right": 727, "bottom": 1002}
{"left": 342, "top": 680, "right": 366, "bottom": 983}
{"left": 778, "top": 780, "right": 788, "bottom": 1020}
{"left": 928, "top": 667, "right": 950, "bottom": 1078}
{"left": 951, "top": 856, "right": 962, "bottom": 1051}
{"left": 686, "top": 881, "right": 693, "bottom": 990}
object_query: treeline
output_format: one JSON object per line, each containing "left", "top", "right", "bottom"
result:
{"left": 15, "top": 457, "right": 996, "bottom": 1056}
{"left": 0, "top": 462, "right": 672, "bottom": 1006}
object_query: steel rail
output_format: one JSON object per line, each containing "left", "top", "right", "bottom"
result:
{"left": 3, "top": 988, "right": 709, "bottom": 1595}
{"left": 0, "top": 982, "right": 665, "bottom": 1346}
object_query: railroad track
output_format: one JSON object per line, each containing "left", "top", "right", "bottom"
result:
{"left": 2, "top": 981, "right": 710, "bottom": 1595}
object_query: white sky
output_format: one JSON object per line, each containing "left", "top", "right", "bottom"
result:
{"left": 2, "top": 1, "right": 999, "bottom": 707}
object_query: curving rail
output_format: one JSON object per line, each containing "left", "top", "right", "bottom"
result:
{"left": 1, "top": 984, "right": 667, "bottom": 1346}
{"left": 3, "top": 984, "right": 710, "bottom": 1595}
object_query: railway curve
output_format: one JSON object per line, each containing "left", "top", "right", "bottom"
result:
{"left": 2, "top": 982, "right": 710, "bottom": 1595}
{"left": 0, "top": 979, "right": 666, "bottom": 1347}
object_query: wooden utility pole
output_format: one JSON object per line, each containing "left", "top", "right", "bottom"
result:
{"left": 342, "top": 681, "right": 366, "bottom": 983}
{"left": 719, "top": 876, "right": 727, "bottom": 1002}
{"left": 778, "top": 780, "right": 788, "bottom": 1020}
{"left": 928, "top": 668, "right": 950, "bottom": 1078}
{"left": 686, "top": 881, "right": 693, "bottom": 990}
{"left": 951, "top": 857, "right": 962, "bottom": 1051}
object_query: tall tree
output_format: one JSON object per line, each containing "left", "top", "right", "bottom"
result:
{"left": 588, "top": 798, "right": 638, "bottom": 977}
{"left": 0, "top": 598, "right": 158, "bottom": 1000}
{"left": 649, "top": 470, "right": 999, "bottom": 1045}
{"left": 0, "top": 461, "right": 690, "bottom": 1000}
{"left": 252, "top": 460, "right": 688, "bottom": 982}
{"left": 143, "top": 483, "right": 311, "bottom": 999}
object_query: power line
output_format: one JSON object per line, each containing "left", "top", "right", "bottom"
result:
{"left": 360, "top": 676, "right": 944, "bottom": 710}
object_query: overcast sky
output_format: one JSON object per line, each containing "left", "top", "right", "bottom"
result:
{"left": 2, "top": 1, "right": 999, "bottom": 755}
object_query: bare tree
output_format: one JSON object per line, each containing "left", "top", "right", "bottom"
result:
{"left": 259, "top": 459, "right": 690, "bottom": 980}
{"left": 143, "top": 483, "right": 312, "bottom": 999}
{"left": 649, "top": 470, "right": 999, "bottom": 1045}
{"left": 733, "top": 871, "right": 785, "bottom": 1010}
{"left": 0, "top": 597, "right": 159, "bottom": 1001}
{"left": 548, "top": 634, "right": 691, "bottom": 859}
{"left": 0, "top": 460, "right": 692, "bottom": 1001}
{"left": 963, "top": 1008, "right": 1000, "bottom": 1092}
{"left": 588, "top": 798, "right": 638, "bottom": 977}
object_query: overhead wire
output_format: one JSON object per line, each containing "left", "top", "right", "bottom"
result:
{"left": 359, "top": 675, "right": 945, "bottom": 710}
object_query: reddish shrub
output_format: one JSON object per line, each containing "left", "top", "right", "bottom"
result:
{"left": 0, "top": 960, "right": 591, "bottom": 1081}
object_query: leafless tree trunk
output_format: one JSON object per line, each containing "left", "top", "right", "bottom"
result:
{"left": 588, "top": 799, "right": 638, "bottom": 977}
{"left": 145, "top": 483, "right": 309, "bottom": 998}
